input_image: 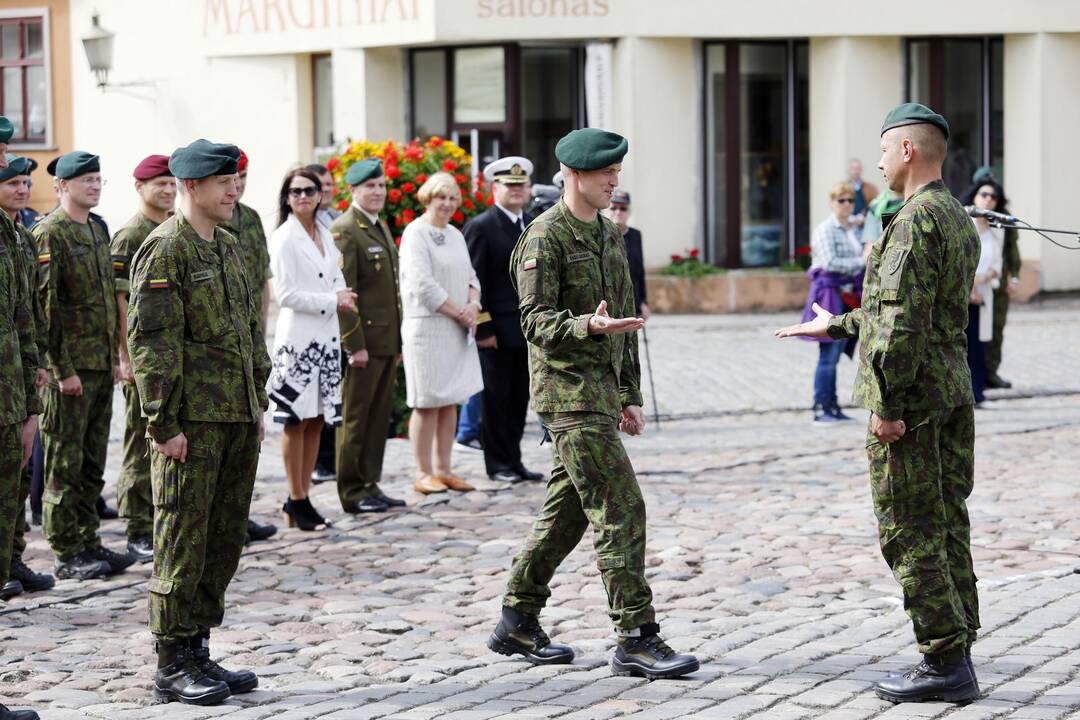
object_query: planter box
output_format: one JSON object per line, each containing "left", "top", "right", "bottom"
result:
{"left": 647, "top": 271, "right": 810, "bottom": 314}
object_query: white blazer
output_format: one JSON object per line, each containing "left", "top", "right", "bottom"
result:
{"left": 267, "top": 214, "right": 347, "bottom": 423}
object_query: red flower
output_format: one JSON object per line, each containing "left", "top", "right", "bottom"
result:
{"left": 385, "top": 165, "right": 401, "bottom": 179}
{"left": 486, "top": 196, "right": 494, "bottom": 206}
{"left": 689, "top": 248, "right": 700, "bottom": 258}
{"left": 670, "top": 254, "right": 683, "bottom": 262}
{"left": 443, "top": 159, "right": 458, "bottom": 172}
{"left": 336, "top": 199, "right": 349, "bottom": 211}
{"left": 326, "top": 157, "right": 340, "bottom": 172}
{"left": 463, "top": 199, "right": 475, "bottom": 210}
{"left": 415, "top": 173, "right": 428, "bottom": 184}
{"left": 394, "top": 235, "right": 402, "bottom": 246}
{"left": 428, "top": 136, "right": 443, "bottom": 148}
{"left": 402, "top": 209, "right": 415, "bottom": 223}
{"left": 474, "top": 191, "right": 484, "bottom": 203}
{"left": 402, "top": 181, "right": 416, "bottom": 193}
{"left": 452, "top": 211, "right": 465, "bottom": 223}
{"left": 795, "top": 245, "right": 812, "bottom": 256}
{"left": 388, "top": 189, "right": 403, "bottom": 203}
{"left": 394, "top": 215, "right": 403, "bottom": 228}
{"left": 404, "top": 145, "right": 424, "bottom": 161}
{"left": 454, "top": 173, "right": 466, "bottom": 184}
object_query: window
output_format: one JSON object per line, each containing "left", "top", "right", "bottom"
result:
{"left": 0, "top": 15, "right": 48, "bottom": 146}
{"left": 704, "top": 40, "right": 809, "bottom": 268}
{"left": 905, "top": 37, "right": 1004, "bottom": 195}
{"left": 312, "top": 53, "right": 333, "bottom": 150}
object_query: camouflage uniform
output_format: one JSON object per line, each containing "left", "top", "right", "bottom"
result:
{"left": 0, "top": 211, "right": 41, "bottom": 588}
{"left": 827, "top": 180, "right": 980, "bottom": 655}
{"left": 988, "top": 225, "right": 1020, "bottom": 374}
{"left": 112, "top": 212, "right": 161, "bottom": 541}
{"left": 503, "top": 199, "right": 653, "bottom": 632}
{"left": 222, "top": 202, "right": 270, "bottom": 334}
{"left": 128, "top": 208, "right": 270, "bottom": 643}
{"left": 32, "top": 208, "right": 119, "bottom": 562}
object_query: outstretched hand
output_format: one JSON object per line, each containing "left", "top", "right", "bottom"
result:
{"left": 774, "top": 303, "right": 834, "bottom": 339}
{"left": 587, "top": 301, "right": 644, "bottom": 336}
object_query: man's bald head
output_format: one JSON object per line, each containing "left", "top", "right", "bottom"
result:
{"left": 878, "top": 123, "right": 948, "bottom": 195}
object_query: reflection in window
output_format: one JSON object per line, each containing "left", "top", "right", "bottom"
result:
{"left": 453, "top": 47, "right": 505, "bottom": 124}
{"left": 412, "top": 50, "right": 447, "bottom": 138}
{"left": 313, "top": 54, "right": 333, "bottom": 149}
{"left": 521, "top": 47, "right": 580, "bottom": 187}
{"left": 0, "top": 16, "right": 48, "bottom": 144}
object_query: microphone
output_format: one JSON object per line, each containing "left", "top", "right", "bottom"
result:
{"left": 965, "top": 205, "right": 1018, "bottom": 223}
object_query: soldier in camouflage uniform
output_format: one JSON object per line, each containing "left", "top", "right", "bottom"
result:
{"left": 129, "top": 139, "right": 271, "bottom": 706}
{"left": 112, "top": 155, "right": 175, "bottom": 564}
{"left": 777, "top": 104, "right": 981, "bottom": 704}
{"left": 0, "top": 154, "right": 55, "bottom": 595}
{"left": 32, "top": 151, "right": 129, "bottom": 582}
{"left": 489, "top": 129, "right": 699, "bottom": 681}
{"left": 0, "top": 116, "right": 43, "bottom": 720}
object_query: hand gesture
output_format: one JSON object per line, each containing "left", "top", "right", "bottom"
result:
{"left": 774, "top": 303, "right": 834, "bottom": 339}
{"left": 587, "top": 301, "right": 644, "bottom": 336}
{"left": 459, "top": 302, "right": 479, "bottom": 328}
{"left": 58, "top": 374, "right": 83, "bottom": 397}
{"left": 119, "top": 357, "right": 135, "bottom": 384}
{"left": 870, "top": 413, "right": 906, "bottom": 443}
{"left": 619, "top": 405, "right": 646, "bottom": 436}
{"left": 337, "top": 288, "right": 358, "bottom": 311}
{"left": 153, "top": 432, "right": 188, "bottom": 463}
{"left": 349, "top": 349, "right": 370, "bottom": 368}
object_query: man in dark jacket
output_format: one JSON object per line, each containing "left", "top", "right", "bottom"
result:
{"left": 464, "top": 157, "right": 544, "bottom": 483}
{"left": 606, "top": 189, "right": 649, "bottom": 319}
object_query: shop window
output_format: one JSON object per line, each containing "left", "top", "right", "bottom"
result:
{"left": 0, "top": 15, "right": 49, "bottom": 146}
{"left": 412, "top": 49, "right": 447, "bottom": 138}
{"left": 453, "top": 46, "right": 506, "bottom": 124}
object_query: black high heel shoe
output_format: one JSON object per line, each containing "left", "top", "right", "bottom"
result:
{"left": 298, "top": 497, "right": 330, "bottom": 528}
{"left": 282, "top": 497, "right": 330, "bottom": 531}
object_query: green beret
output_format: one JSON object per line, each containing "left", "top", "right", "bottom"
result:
{"left": 0, "top": 116, "right": 12, "bottom": 144}
{"left": 880, "top": 102, "right": 949, "bottom": 140}
{"left": 168, "top": 139, "right": 240, "bottom": 180}
{"left": 345, "top": 158, "right": 383, "bottom": 186}
{"left": 972, "top": 166, "right": 996, "bottom": 185}
{"left": 0, "top": 154, "right": 32, "bottom": 182}
{"left": 555, "top": 128, "right": 628, "bottom": 171}
{"left": 55, "top": 150, "right": 101, "bottom": 180}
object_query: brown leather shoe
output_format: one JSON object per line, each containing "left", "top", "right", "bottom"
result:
{"left": 414, "top": 474, "right": 448, "bottom": 494}
{"left": 437, "top": 473, "right": 475, "bottom": 492}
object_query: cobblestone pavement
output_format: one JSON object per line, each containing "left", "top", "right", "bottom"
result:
{"left": 2, "top": 299, "right": 1079, "bottom": 719}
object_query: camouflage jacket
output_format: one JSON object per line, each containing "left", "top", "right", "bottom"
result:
{"left": 510, "top": 199, "right": 642, "bottom": 420}
{"left": 0, "top": 211, "right": 41, "bottom": 422}
{"left": 222, "top": 202, "right": 271, "bottom": 326}
{"left": 827, "top": 180, "right": 978, "bottom": 421}
{"left": 31, "top": 207, "right": 119, "bottom": 379}
{"left": 13, "top": 220, "right": 45, "bottom": 361}
{"left": 128, "top": 209, "right": 271, "bottom": 442}
{"left": 111, "top": 212, "right": 160, "bottom": 295}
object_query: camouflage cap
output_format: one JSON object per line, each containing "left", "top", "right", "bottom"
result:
{"left": 0, "top": 154, "right": 32, "bottom": 182}
{"left": 345, "top": 158, "right": 383, "bottom": 186}
{"left": 55, "top": 150, "right": 101, "bottom": 179}
{"left": 880, "top": 102, "right": 949, "bottom": 140}
{"left": 168, "top": 139, "right": 240, "bottom": 180}
{"left": 0, "top": 116, "right": 12, "bottom": 143}
{"left": 555, "top": 128, "right": 628, "bottom": 171}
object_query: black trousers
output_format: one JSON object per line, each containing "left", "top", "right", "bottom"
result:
{"left": 479, "top": 346, "right": 531, "bottom": 476}
{"left": 314, "top": 424, "right": 335, "bottom": 474}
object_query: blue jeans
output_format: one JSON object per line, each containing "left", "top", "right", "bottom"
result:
{"left": 813, "top": 340, "right": 846, "bottom": 409}
{"left": 456, "top": 392, "right": 483, "bottom": 442}
{"left": 967, "top": 304, "right": 987, "bottom": 403}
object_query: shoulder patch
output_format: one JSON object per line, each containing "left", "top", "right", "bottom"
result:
{"left": 145, "top": 277, "right": 173, "bottom": 290}
{"left": 522, "top": 258, "right": 538, "bottom": 271}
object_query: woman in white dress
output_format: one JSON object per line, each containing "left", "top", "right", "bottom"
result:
{"left": 399, "top": 172, "right": 484, "bottom": 495}
{"left": 961, "top": 177, "right": 1004, "bottom": 405}
{"left": 268, "top": 168, "right": 357, "bottom": 529}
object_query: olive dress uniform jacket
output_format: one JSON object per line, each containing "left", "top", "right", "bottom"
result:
{"left": 464, "top": 205, "right": 530, "bottom": 348}
{"left": 332, "top": 205, "right": 402, "bottom": 357}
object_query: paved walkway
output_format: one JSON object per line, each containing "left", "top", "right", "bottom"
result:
{"left": 3, "top": 299, "right": 1080, "bottom": 719}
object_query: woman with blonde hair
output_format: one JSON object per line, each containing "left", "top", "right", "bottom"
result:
{"left": 398, "top": 172, "right": 484, "bottom": 494}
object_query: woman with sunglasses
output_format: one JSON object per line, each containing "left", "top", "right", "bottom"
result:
{"left": 267, "top": 168, "right": 358, "bottom": 529}
{"left": 959, "top": 178, "right": 1005, "bottom": 406}
{"left": 800, "top": 181, "right": 866, "bottom": 423}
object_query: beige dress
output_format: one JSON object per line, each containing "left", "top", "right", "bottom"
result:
{"left": 398, "top": 219, "right": 484, "bottom": 408}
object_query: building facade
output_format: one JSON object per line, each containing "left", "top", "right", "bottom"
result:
{"left": 3, "top": 0, "right": 1078, "bottom": 290}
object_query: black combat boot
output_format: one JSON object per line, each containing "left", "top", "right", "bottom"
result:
{"left": 8, "top": 558, "right": 55, "bottom": 593}
{"left": 612, "top": 623, "right": 700, "bottom": 680}
{"left": 153, "top": 640, "right": 231, "bottom": 705}
{"left": 874, "top": 649, "right": 979, "bottom": 703}
{"left": 190, "top": 633, "right": 258, "bottom": 694}
{"left": 0, "top": 580, "right": 23, "bottom": 600}
{"left": 488, "top": 606, "right": 575, "bottom": 665}
{"left": 55, "top": 551, "right": 111, "bottom": 580}
{"left": 245, "top": 519, "right": 277, "bottom": 544}
{"left": 91, "top": 545, "right": 135, "bottom": 574}
{"left": 0, "top": 701, "right": 40, "bottom": 719}
{"left": 127, "top": 536, "right": 154, "bottom": 564}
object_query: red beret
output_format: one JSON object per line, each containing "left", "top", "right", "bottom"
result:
{"left": 237, "top": 150, "right": 249, "bottom": 173}
{"left": 133, "top": 154, "right": 172, "bottom": 181}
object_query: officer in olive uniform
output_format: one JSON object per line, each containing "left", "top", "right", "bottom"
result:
{"left": 112, "top": 154, "right": 175, "bottom": 563}
{"left": 33, "top": 151, "right": 129, "bottom": 581}
{"left": 331, "top": 159, "right": 406, "bottom": 513}
{"left": 777, "top": 104, "right": 981, "bottom": 704}
{"left": 0, "top": 111, "right": 42, "bottom": 720}
{"left": 0, "top": 153, "right": 54, "bottom": 596}
{"left": 129, "top": 139, "right": 271, "bottom": 706}
{"left": 489, "top": 129, "right": 699, "bottom": 681}
{"left": 220, "top": 149, "right": 277, "bottom": 544}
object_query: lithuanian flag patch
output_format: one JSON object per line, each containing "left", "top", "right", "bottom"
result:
{"left": 37, "top": 252, "right": 51, "bottom": 265}
{"left": 146, "top": 278, "right": 173, "bottom": 290}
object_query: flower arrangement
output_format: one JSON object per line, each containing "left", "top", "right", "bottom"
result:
{"left": 660, "top": 248, "right": 723, "bottom": 277}
{"left": 325, "top": 137, "right": 493, "bottom": 245}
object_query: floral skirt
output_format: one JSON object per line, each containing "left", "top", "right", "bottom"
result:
{"left": 268, "top": 339, "right": 343, "bottom": 425}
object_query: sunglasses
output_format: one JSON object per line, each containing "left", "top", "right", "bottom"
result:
{"left": 977, "top": 191, "right": 997, "bottom": 200}
{"left": 288, "top": 186, "right": 319, "bottom": 198}
{"left": 835, "top": 197, "right": 855, "bottom": 204}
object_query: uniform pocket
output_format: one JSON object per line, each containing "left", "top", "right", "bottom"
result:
{"left": 148, "top": 576, "right": 175, "bottom": 595}
{"left": 183, "top": 266, "right": 229, "bottom": 342}
{"left": 153, "top": 456, "right": 179, "bottom": 509}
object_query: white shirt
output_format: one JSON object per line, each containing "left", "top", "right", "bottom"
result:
{"left": 353, "top": 204, "right": 381, "bottom": 227}
{"left": 495, "top": 202, "right": 525, "bottom": 230}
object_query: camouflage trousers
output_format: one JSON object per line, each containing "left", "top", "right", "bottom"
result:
{"left": 987, "top": 284, "right": 1010, "bottom": 374}
{"left": 41, "top": 369, "right": 113, "bottom": 561}
{"left": 0, "top": 422, "right": 22, "bottom": 588}
{"left": 149, "top": 420, "right": 260, "bottom": 643}
{"left": 11, "top": 462, "right": 31, "bottom": 559}
{"left": 867, "top": 404, "right": 979, "bottom": 655}
{"left": 118, "top": 381, "right": 153, "bottom": 540}
{"left": 504, "top": 412, "right": 655, "bottom": 631}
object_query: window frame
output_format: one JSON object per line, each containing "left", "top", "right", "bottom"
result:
{"left": 0, "top": 8, "right": 53, "bottom": 149}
